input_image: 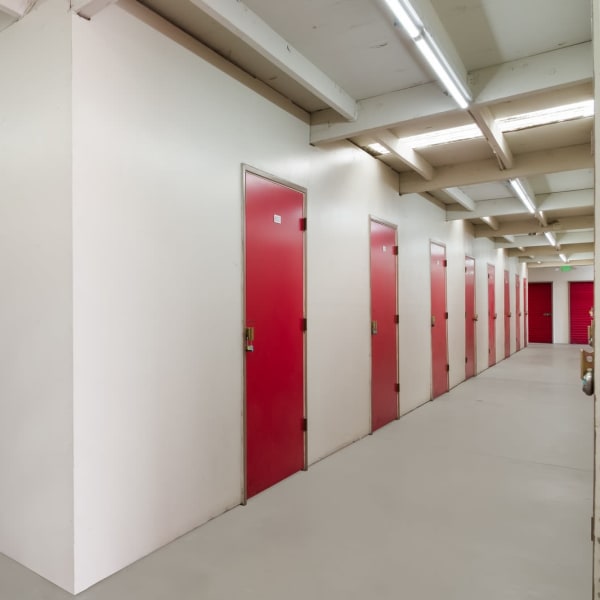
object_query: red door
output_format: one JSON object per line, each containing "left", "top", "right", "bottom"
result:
{"left": 244, "top": 171, "right": 305, "bottom": 498}
{"left": 487, "top": 264, "right": 496, "bottom": 366}
{"left": 515, "top": 275, "right": 521, "bottom": 351}
{"left": 465, "top": 256, "right": 476, "bottom": 379}
{"left": 430, "top": 242, "right": 448, "bottom": 398}
{"left": 569, "top": 281, "right": 593, "bottom": 344}
{"left": 370, "top": 220, "right": 398, "bottom": 431}
{"left": 528, "top": 282, "right": 553, "bottom": 343}
{"left": 523, "top": 278, "right": 528, "bottom": 346}
{"left": 504, "top": 270, "right": 510, "bottom": 359}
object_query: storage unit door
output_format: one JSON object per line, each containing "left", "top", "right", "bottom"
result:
{"left": 370, "top": 220, "right": 399, "bottom": 431}
{"left": 528, "top": 282, "right": 553, "bottom": 343}
{"left": 430, "top": 242, "right": 448, "bottom": 398}
{"left": 488, "top": 264, "right": 496, "bottom": 366}
{"left": 244, "top": 171, "right": 305, "bottom": 499}
{"left": 504, "top": 270, "right": 510, "bottom": 359}
{"left": 569, "top": 281, "right": 593, "bottom": 344}
{"left": 465, "top": 256, "right": 476, "bottom": 379}
{"left": 516, "top": 275, "right": 521, "bottom": 351}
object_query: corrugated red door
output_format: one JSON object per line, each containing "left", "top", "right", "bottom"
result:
{"left": 569, "top": 281, "right": 593, "bottom": 344}
{"left": 515, "top": 275, "right": 521, "bottom": 351}
{"left": 430, "top": 242, "right": 448, "bottom": 398}
{"left": 465, "top": 256, "right": 476, "bottom": 379}
{"left": 528, "top": 282, "right": 553, "bottom": 343}
{"left": 244, "top": 170, "right": 305, "bottom": 499}
{"left": 370, "top": 220, "right": 398, "bottom": 431}
{"left": 524, "top": 278, "right": 528, "bottom": 346}
{"left": 504, "top": 270, "right": 510, "bottom": 359}
{"left": 488, "top": 264, "right": 496, "bottom": 366}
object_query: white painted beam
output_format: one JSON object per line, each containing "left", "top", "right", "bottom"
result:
{"left": 71, "top": 0, "right": 116, "bottom": 19}
{"left": 311, "top": 83, "right": 456, "bottom": 144}
{"left": 496, "top": 230, "right": 594, "bottom": 248}
{"left": 446, "top": 190, "right": 594, "bottom": 221}
{"left": 311, "top": 44, "right": 591, "bottom": 144}
{"left": 375, "top": 131, "right": 434, "bottom": 180}
{"left": 470, "top": 43, "right": 592, "bottom": 105}
{"left": 507, "top": 243, "right": 594, "bottom": 257}
{"left": 0, "top": 0, "right": 32, "bottom": 18}
{"left": 474, "top": 215, "right": 594, "bottom": 238}
{"left": 399, "top": 144, "right": 593, "bottom": 194}
{"left": 481, "top": 216, "right": 499, "bottom": 231}
{"left": 189, "top": 0, "right": 357, "bottom": 121}
{"left": 468, "top": 106, "right": 513, "bottom": 168}
{"left": 528, "top": 258, "right": 593, "bottom": 267}
{"left": 444, "top": 187, "right": 475, "bottom": 211}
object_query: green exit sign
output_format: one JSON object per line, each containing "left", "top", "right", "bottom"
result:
{"left": 560, "top": 265, "right": 573, "bottom": 272}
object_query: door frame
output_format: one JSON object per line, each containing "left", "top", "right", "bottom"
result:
{"left": 241, "top": 164, "right": 308, "bottom": 503}
{"left": 369, "top": 215, "right": 400, "bottom": 430}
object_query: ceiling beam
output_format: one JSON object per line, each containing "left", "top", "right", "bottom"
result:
{"left": 470, "top": 42, "right": 592, "bottom": 105}
{"left": 189, "top": 0, "right": 357, "bottom": 121}
{"left": 399, "top": 143, "right": 593, "bottom": 194}
{"left": 474, "top": 215, "right": 594, "bottom": 238}
{"left": 507, "top": 243, "right": 594, "bottom": 257}
{"left": 527, "top": 259, "right": 593, "bottom": 267}
{"left": 496, "top": 230, "right": 595, "bottom": 248}
{"left": 311, "top": 83, "right": 456, "bottom": 144}
{"left": 375, "top": 131, "right": 434, "bottom": 180}
{"left": 310, "top": 44, "right": 591, "bottom": 145}
{"left": 0, "top": 0, "right": 32, "bottom": 17}
{"left": 444, "top": 187, "right": 475, "bottom": 210}
{"left": 446, "top": 189, "right": 593, "bottom": 221}
{"left": 71, "top": 0, "right": 117, "bottom": 19}
{"left": 468, "top": 106, "right": 513, "bottom": 168}
{"left": 482, "top": 216, "right": 499, "bottom": 230}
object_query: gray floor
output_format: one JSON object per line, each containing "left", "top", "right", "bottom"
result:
{"left": 1, "top": 344, "right": 593, "bottom": 599}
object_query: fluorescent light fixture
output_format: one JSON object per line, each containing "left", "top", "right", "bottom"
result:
{"left": 414, "top": 35, "right": 470, "bottom": 109}
{"left": 559, "top": 253, "right": 568, "bottom": 263}
{"left": 544, "top": 231, "right": 557, "bottom": 247}
{"left": 367, "top": 142, "right": 390, "bottom": 155}
{"left": 402, "top": 124, "right": 482, "bottom": 149}
{"left": 497, "top": 100, "right": 594, "bottom": 132}
{"left": 382, "top": 0, "right": 421, "bottom": 38}
{"left": 383, "top": 0, "right": 471, "bottom": 109}
{"left": 508, "top": 178, "right": 536, "bottom": 214}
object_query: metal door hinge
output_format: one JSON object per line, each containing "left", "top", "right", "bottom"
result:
{"left": 302, "top": 417, "right": 308, "bottom": 432}
{"left": 446, "top": 364, "right": 450, "bottom": 372}
{"left": 300, "top": 217, "right": 307, "bottom": 231}
{"left": 445, "top": 312, "right": 448, "bottom": 319}
{"left": 443, "top": 259, "right": 447, "bottom": 267}
{"left": 302, "top": 317, "right": 307, "bottom": 332}
{"left": 393, "top": 245, "right": 398, "bottom": 255}
{"left": 395, "top": 383, "right": 400, "bottom": 393}
{"left": 395, "top": 314, "right": 399, "bottom": 324}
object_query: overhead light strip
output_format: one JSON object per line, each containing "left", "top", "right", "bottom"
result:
{"left": 508, "top": 178, "right": 536, "bottom": 214}
{"left": 544, "top": 231, "right": 557, "bottom": 247}
{"left": 383, "top": 0, "right": 471, "bottom": 109}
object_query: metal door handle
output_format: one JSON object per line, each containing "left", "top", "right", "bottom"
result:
{"left": 431, "top": 315, "right": 436, "bottom": 327}
{"left": 245, "top": 327, "right": 255, "bottom": 352}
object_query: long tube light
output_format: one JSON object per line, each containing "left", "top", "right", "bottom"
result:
{"left": 559, "top": 253, "right": 568, "bottom": 263}
{"left": 508, "top": 178, "right": 536, "bottom": 214}
{"left": 383, "top": 0, "right": 471, "bottom": 109}
{"left": 544, "top": 231, "right": 557, "bottom": 247}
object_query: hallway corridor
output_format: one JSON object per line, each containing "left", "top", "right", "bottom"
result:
{"left": 0, "top": 344, "right": 593, "bottom": 599}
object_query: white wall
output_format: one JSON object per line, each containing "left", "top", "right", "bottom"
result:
{"left": 0, "top": 0, "right": 74, "bottom": 593}
{"left": 528, "top": 265, "right": 594, "bottom": 343}
{"left": 0, "top": 0, "right": 537, "bottom": 593}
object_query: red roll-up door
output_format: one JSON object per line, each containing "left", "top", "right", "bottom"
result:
{"left": 569, "top": 281, "right": 593, "bottom": 344}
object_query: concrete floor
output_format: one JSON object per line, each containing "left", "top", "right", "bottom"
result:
{"left": 0, "top": 344, "right": 593, "bottom": 599}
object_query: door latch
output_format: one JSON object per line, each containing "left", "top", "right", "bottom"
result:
{"left": 245, "top": 327, "right": 255, "bottom": 352}
{"left": 371, "top": 320, "right": 378, "bottom": 335}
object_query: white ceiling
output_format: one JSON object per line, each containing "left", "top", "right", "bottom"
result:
{"left": 2, "top": 0, "right": 593, "bottom": 267}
